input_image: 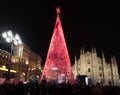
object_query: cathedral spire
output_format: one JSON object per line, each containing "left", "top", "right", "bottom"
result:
{"left": 92, "top": 45, "right": 96, "bottom": 53}
{"left": 75, "top": 54, "right": 77, "bottom": 63}
{"left": 113, "top": 55, "right": 117, "bottom": 65}
{"left": 92, "top": 45, "right": 94, "bottom": 53}
{"left": 94, "top": 46, "right": 97, "bottom": 53}
{"left": 80, "top": 48, "right": 82, "bottom": 55}
{"left": 111, "top": 54, "right": 117, "bottom": 65}
{"left": 101, "top": 50, "right": 106, "bottom": 65}
{"left": 83, "top": 48, "right": 85, "bottom": 54}
{"left": 111, "top": 55, "right": 114, "bottom": 65}
{"left": 102, "top": 50, "right": 105, "bottom": 59}
{"left": 74, "top": 54, "right": 78, "bottom": 77}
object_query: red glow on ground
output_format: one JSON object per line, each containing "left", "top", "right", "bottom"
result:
{"left": 41, "top": 9, "right": 74, "bottom": 84}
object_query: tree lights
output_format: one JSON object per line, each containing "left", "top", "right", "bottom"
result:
{"left": 41, "top": 8, "right": 75, "bottom": 84}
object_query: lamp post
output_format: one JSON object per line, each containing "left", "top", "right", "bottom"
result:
{"left": 2, "top": 30, "right": 22, "bottom": 80}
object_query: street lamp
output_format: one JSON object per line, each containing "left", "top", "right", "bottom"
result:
{"left": 2, "top": 30, "right": 22, "bottom": 80}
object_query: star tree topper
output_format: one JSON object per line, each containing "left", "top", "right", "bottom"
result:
{"left": 56, "top": 7, "right": 61, "bottom": 16}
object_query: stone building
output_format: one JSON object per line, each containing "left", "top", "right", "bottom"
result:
{"left": 0, "top": 49, "right": 15, "bottom": 79}
{"left": 0, "top": 44, "right": 42, "bottom": 82}
{"left": 72, "top": 47, "right": 120, "bottom": 86}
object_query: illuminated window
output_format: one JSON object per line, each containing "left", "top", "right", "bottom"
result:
{"left": 2, "top": 55, "right": 4, "bottom": 58}
{"left": 15, "top": 58, "right": 19, "bottom": 62}
{"left": 2, "top": 55, "right": 5, "bottom": 60}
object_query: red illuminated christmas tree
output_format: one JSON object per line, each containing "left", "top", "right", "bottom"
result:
{"left": 41, "top": 7, "right": 74, "bottom": 84}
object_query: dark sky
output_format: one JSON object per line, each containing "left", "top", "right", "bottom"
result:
{"left": 0, "top": 1, "right": 120, "bottom": 70}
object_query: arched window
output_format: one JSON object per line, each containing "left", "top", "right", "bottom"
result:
{"left": 99, "top": 66, "right": 102, "bottom": 70}
{"left": 87, "top": 58, "right": 90, "bottom": 64}
{"left": 88, "top": 68, "right": 91, "bottom": 72}
{"left": 99, "top": 73, "right": 102, "bottom": 77}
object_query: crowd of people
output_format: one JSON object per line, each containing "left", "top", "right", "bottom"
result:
{"left": 0, "top": 78, "right": 120, "bottom": 95}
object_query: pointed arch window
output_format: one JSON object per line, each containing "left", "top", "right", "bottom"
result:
{"left": 99, "top": 66, "right": 102, "bottom": 70}
{"left": 99, "top": 73, "right": 102, "bottom": 77}
{"left": 87, "top": 59, "right": 90, "bottom": 64}
{"left": 88, "top": 68, "right": 91, "bottom": 72}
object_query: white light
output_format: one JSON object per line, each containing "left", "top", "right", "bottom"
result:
{"left": 18, "top": 39, "right": 22, "bottom": 44}
{"left": 7, "top": 30, "right": 12, "bottom": 37}
{"left": 13, "top": 40, "right": 18, "bottom": 45}
{"left": 52, "top": 67, "right": 58, "bottom": 70}
{"left": 22, "top": 72, "right": 25, "bottom": 76}
{"left": 6, "top": 37, "right": 11, "bottom": 43}
{"left": 36, "top": 75, "right": 39, "bottom": 78}
{"left": 2, "top": 32, "right": 7, "bottom": 38}
{"left": 2, "top": 30, "right": 22, "bottom": 45}
{"left": 85, "top": 77, "right": 88, "bottom": 85}
{"left": 15, "top": 34, "right": 20, "bottom": 40}
{"left": 61, "top": 74, "right": 65, "bottom": 76}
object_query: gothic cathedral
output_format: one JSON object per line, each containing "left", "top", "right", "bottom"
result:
{"left": 72, "top": 47, "right": 120, "bottom": 86}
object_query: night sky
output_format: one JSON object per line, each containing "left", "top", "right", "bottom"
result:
{"left": 0, "top": 1, "right": 120, "bottom": 71}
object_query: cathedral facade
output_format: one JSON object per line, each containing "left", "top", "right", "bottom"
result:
{"left": 72, "top": 48, "right": 120, "bottom": 86}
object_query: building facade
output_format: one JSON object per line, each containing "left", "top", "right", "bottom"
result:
{"left": 72, "top": 48, "right": 120, "bottom": 86}
{"left": 0, "top": 49, "right": 16, "bottom": 80}
{"left": 0, "top": 44, "right": 42, "bottom": 82}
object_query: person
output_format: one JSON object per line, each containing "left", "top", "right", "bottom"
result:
{"left": 0, "top": 85, "right": 6, "bottom": 95}
{"left": 41, "top": 75, "right": 47, "bottom": 84}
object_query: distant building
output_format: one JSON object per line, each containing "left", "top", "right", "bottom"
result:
{"left": 0, "top": 44, "right": 42, "bottom": 82}
{"left": 0, "top": 49, "right": 14, "bottom": 78}
{"left": 72, "top": 47, "right": 120, "bottom": 86}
